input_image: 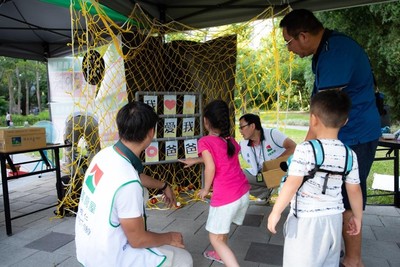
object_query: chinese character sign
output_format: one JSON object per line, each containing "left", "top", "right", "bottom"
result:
{"left": 165, "top": 140, "right": 178, "bottom": 161}
{"left": 141, "top": 93, "right": 200, "bottom": 163}
{"left": 182, "top": 117, "right": 195, "bottom": 137}
{"left": 164, "top": 118, "right": 177, "bottom": 138}
{"left": 184, "top": 139, "right": 198, "bottom": 159}
{"left": 144, "top": 95, "right": 157, "bottom": 111}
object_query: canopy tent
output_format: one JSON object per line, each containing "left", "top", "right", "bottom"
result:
{"left": 0, "top": 0, "right": 396, "bottom": 61}
{"left": 0, "top": 0, "right": 131, "bottom": 61}
{"left": 102, "top": 0, "right": 396, "bottom": 29}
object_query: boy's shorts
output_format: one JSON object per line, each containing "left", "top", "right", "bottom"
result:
{"left": 283, "top": 213, "right": 342, "bottom": 267}
{"left": 206, "top": 191, "right": 249, "bottom": 234}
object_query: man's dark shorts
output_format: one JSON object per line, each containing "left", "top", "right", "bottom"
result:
{"left": 342, "top": 139, "right": 379, "bottom": 210}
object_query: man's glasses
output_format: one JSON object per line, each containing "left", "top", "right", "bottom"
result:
{"left": 284, "top": 31, "right": 307, "bottom": 46}
{"left": 238, "top": 124, "right": 249, "bottom": 130}
{"left": 284, "top": 37, "right": 294, "bottom": 46}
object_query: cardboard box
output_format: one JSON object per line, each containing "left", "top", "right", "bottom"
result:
{"left": 262, "top": 155, "right": 291, "bottom": 189}
{"left": 0, "top": 127, "right": 46, "bottom": 153}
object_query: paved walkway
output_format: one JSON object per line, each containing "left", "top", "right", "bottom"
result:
{"left": 1, "top": 164, "right": 400, "bottom": 266}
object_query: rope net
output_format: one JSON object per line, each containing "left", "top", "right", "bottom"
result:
{"left": 57, "top": 1, "right": 295, "bottom": 215}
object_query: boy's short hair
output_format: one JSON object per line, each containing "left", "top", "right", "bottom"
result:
{"left": 116, "top": 101, "right": 159, "bottom": 142}
{"left": 310, "top": 89, "right": 351, "bottom": 128}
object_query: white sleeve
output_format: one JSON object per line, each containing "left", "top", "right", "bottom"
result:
{"left": 113, "top": 181, "right": 144, "bottom": 219}
{"left": 288, "top": 142, "right": 312, "bottom": 177}
{"left": 269, "top": 128, "right": 288, "bottom": 148}
{"left": 345, "top": 152, "right": 360, "bottom": 184}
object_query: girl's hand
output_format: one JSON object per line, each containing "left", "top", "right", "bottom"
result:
{"left": 178, "top": 158, "right": 197, "bottom": 168}
{"left": 197, "top": 188, "right": 209, "bottom": 200}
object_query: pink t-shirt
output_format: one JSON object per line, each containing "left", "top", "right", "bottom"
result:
{"left": 198, "top": 135, "right": 250, "bottom": 207}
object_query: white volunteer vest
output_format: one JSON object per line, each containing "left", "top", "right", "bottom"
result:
{"left": 75, "top": 146, "right": 166, "bottom": 266}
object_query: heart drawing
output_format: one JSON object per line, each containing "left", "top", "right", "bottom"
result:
{"left": 165, "top": 99, "right": 176, "bottom": 110}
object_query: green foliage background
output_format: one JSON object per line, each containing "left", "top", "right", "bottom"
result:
{"left": 0, "top": 2, "right": 399, "bottom": 123}
{"left": 316, "top": 2, "right": 400, "bottom": 121}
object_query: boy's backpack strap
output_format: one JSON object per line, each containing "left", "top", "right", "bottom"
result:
{"left": 309, "top": 139, "right": 324, "bottom": 166}
{"left": 302, "top": 139, "right": 324, "bottom": 184}
{"left": 294, "top": 140, "right": 353, "bottom": 218}
{"left": 294, "top": 139, "right": 324, "bottom": 217}
{"left": 344, "top": 144, "right": 353, "bottom": 175}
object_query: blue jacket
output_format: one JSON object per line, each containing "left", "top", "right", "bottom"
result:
{"left": 312, "top": 30, "right": 381, "bottom": 146}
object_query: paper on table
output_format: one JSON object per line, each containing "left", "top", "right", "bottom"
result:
{"left": 372, "top": 173, "right": 399, "bottom": 192}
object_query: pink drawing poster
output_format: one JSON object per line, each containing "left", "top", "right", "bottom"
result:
{"left": 163, "top": 95, "right": 177, "bottom": 115}
{"left": 145, "top": 142, "right": 159, "bottom": 163}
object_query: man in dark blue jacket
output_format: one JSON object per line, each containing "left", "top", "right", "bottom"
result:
{"left": 279, "top": 9, "right": 381, "bottom": 267}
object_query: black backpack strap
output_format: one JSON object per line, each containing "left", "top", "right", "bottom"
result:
{"left": 294, "top": 141, "right": 353, "bottom": 218}
{"left": 294, "top": 139, "right": 324, "bottom": 217}
{"left": 318, "top": 144, "right": 353, "bottom": 193}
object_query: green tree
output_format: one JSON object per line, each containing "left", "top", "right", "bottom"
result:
{"left": 0, "top": 96, "right": 7, "bottom": 116}
{"left": 0, "top": 57, "right": 17, "bottom": 113}
{"left": 0, "top": 57, "right": 48, "bottom": 116}
{"left": 316, "top": 2, "right": 400, "bottom": 121}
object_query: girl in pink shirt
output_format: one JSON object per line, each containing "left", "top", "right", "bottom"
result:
{"left": 181, "top": 100, "right": 250, "bottom": 266}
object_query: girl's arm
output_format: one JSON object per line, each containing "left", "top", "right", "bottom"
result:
{"left": 198, "top": 150, "right": 215, "bottom": 200}
{"left": 178, "top": 157, "right": 204, "bottom": 168}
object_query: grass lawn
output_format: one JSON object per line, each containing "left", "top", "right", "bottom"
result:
{"left": 236, "top": 111, "right": 396, "bottom": 205}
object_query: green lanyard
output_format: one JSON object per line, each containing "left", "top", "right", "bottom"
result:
{"left": 113, "top": 140, "right": 147, "bottom": 230}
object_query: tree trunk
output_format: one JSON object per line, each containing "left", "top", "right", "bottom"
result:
{"left": 15, "top": 67, "right": 21, "bottom": 115}
{"left": 7, "top": 73, "right": 14, "bottom": 113}
{"left": 36, "top": 63, "right": 41, "bottom": 112}
{"left": 25, "top": 79, "right": 29, "bottom": 115}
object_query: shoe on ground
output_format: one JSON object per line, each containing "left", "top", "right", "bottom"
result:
{"left": 203, "top": 250, "right": 223, "bottom": 264}
{"left": 255, "top": 188, "right": 274, "bottom": 200}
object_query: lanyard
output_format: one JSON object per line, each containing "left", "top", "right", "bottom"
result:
{"left": 113, "top": 140, "right": 147, "bottom": 230}
{"left": 251, "top": 142, "right": 266, "bottom": 172}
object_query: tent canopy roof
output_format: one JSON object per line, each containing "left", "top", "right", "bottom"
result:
{"left": 0, "top": 0, "right": 395, "bottom": 61}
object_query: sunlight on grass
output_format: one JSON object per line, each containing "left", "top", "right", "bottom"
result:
{"left": 367, "top": 149, "right": 397, "bottom": 205}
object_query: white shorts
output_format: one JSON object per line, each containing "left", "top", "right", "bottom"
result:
{"left": 283, "top": 213, "right": 342, "bottom": 267}
{"left": 206, "top": 192, "right": 249, "bottom": 234}
{"left": 157, "top": 245, "right": 193, "bottom": 267}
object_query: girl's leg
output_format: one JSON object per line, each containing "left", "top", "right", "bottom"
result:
{"left": 209, "top": 233, "right": 239, "bottom": 267}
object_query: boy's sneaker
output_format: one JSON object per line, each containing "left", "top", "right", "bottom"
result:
{"left": 203, "top": 250, "right": 223, "bottom": 264}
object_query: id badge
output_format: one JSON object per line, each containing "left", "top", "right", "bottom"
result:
{"left": 256, "top": 172, "right": 263, "bottom": 183}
